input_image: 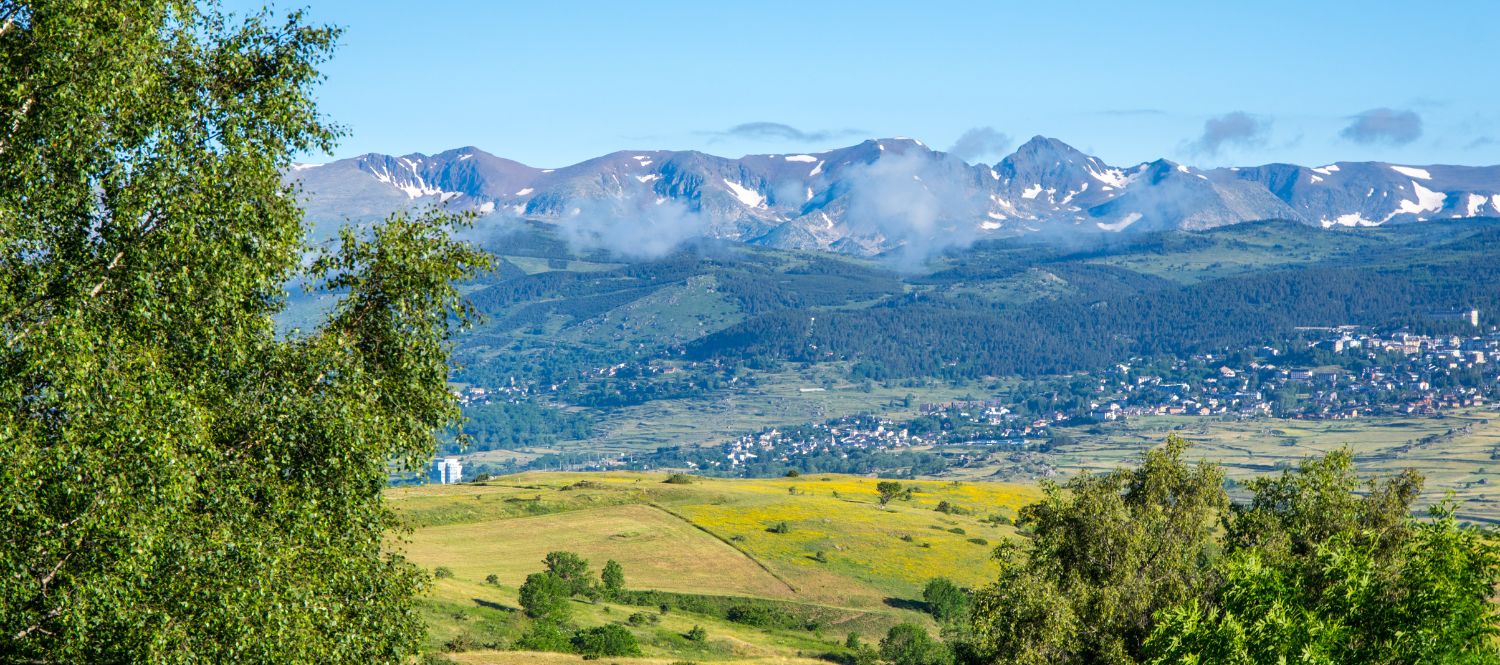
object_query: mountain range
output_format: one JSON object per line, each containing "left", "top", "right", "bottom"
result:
{"left": 286, "top": 136, "right": 1500, "bottom": 255}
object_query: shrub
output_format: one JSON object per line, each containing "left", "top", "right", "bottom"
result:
{"left": 517, "top": 622, "right": 573, "bottom": 652}
{"left": 967, "top": 537, "right": 988, "bottom": 546}
{"left": 442, "top": 633, "right": 480, "bottom": 653}
{"left": 813, "top": 550, "right": 829, "bottom": 563}
{"left": 947, "top": 527, "right": 966, "bottom": 535}
{"left": 686, "top": 625, "right": 707, "bottom": 642}
{"left": 626, "top": 612, "right": 658, "bottom": 626}
{"left": 572, "top": 625, "right": 641, "bottom": 658}
{"left": 879, "top": 623, "right": 953, "bottom": 665}
{"left": 936, "top": 501, "right": 973, "bottom": 516}
{"left": 767, "top": 521, "right": 791, "bottom": 534}
{"left": 663, "top": 473, "right": 694, "bottom": 485}
{"left": 785, "top": 469, "right": 801, "bottom": 477}
{"left": 433, "top": 566, "right": 454, "bottom": 579}
{"left": 726, "top": 604, "right": 800, "bottom": 629}
{"left": 484, "top": 574, "right": 499, "bottom": 585}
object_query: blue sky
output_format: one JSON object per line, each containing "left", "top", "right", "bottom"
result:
{"left": 233, "top": 0, "right": 1499, "bottom": 168}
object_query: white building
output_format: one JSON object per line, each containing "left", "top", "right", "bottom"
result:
{"left": 432, "top": 457, "right": 463, "bottom": 484}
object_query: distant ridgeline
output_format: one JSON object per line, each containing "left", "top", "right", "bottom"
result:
{"left": 286, "top": 136, "right": 1500, "bottom": 257}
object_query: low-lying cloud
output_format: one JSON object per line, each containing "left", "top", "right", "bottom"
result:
{"left": 706, "top": 122, "right": 864, "bottom": 143}
{"left": 464, "top": 194, "right": 705, "bottom": 260}
{"left": 1187, "top": 111, "right": 1270, "bottom": 155}
{"left": 556, "top": 196, "right": 704, "bottom": 259}
{"left": 947, "top": 127, "right": 1012, "bottom": 162}
{"left": 1340, "top": 108, "right": 1423, "bottom": 145}
{"left": 840, "top": 151, "right": 988, "bottom": 267}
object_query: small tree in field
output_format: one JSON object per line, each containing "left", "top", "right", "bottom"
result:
{"left": 922, "top": 578, "right": 969, "bottom": 623}
{"left": 518, "top": 572, "right": 572, "bottom": 622}
{"left": 877, "top": 481, "right": 904, "bottom": 506}
{"left": 601, "top": 559, "right": 625, "bottom": 595}
{"left": 544, "top": 551, "right": 593, "bottom": 595}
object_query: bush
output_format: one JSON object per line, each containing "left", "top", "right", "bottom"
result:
{"left": 785, "top": 469, "right": 801, "bottom": 477}
{"left": 571, "top": 625, "right": 641, "bottom": 658}
{"left": 433, "top": 566, "right": 454, "bottom": 579}
{"left": 813, "top": 550, "right": 829, "bottom": 563}
{"left": 767, "top": 521, "right": 791, "bottom": 534}
{"left": 686, "top": 625, "right": 707, "bottom": 642}
{"left": 879, "top": 623, "right": 953, "bottom": 665}
{"left": 663, "top": 473, "right": 695, "bottom": 485}
{"left": 726, "top": 604, "right": 801, "bottom": 629}
{"left": 484, "top": 574, "right": 499, "bottom": 585}
{"left": 967, "top": 537, "right": 988, "bottom": 546}
{"left": 936, "top": 501, "right": 973, "bottom": 516}
{"left": 442, "top": 633, "right": 481, "bottom": 653}
{"left": 947, "top": 527, "right": 966, "bottom": 535}
{"left": 626, "top": 612, "right": 659, "bottom": 626}
{"left": 517, "top": 622, "right": 573, "bottom": 652}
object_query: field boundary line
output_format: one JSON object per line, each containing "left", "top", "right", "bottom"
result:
{"left": 646, "top": 502, "right": 799, "bottom": 594}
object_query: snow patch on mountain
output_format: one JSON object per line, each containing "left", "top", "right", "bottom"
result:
{"left": 723, "top": 179, "right": 766, "bottom": 208}
{"left": 1322, "top": 212, "right": 1378, "bottom": 227}
{"left": 1390, "top": 165, "right": 1431, "bottom": 179}
{"left": 1390, "top": 181, "right": 1446, "bottom": 219}
{"left": 1467, "top": 194, "right": 1488, "bottom": 217}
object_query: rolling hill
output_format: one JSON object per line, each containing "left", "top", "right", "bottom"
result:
{"left": 388, "top": 472, "right": 1041, "bottom": 661}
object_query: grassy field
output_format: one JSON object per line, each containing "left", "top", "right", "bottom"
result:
{"left": 389, "top": 472, "right": 1042, "bottom": 660}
